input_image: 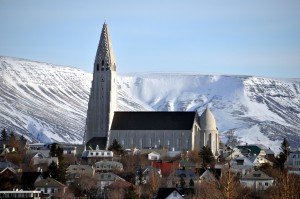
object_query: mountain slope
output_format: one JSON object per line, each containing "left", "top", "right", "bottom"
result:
{"left": 0, "top": 56, "right": 299, "bottom": 151}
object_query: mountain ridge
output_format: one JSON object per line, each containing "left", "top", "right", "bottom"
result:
{"left": 0, "top": 56, "right": 299, "bottom": 152}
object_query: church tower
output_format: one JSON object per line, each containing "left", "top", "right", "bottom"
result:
{"left": 199, "top": 107, "right": 219, "bottom": 156}
{"left": 84, "top": 23, "right": 118, "bottom": 149}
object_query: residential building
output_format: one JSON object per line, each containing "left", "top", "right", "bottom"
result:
{"left": 95, "top": 160, "right": 123, "bottom": 172}
{"left": 34, "top": 178, "right": 66, "bottom": 197}
{"left": 240, "top": 170, "right": 274, "bottom": 190}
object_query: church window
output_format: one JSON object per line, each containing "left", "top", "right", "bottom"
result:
{"left": 97, "top": 64, "right": 99, "bottom": 71}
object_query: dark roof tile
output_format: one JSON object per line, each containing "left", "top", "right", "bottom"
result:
{"left": 111, "top": 111, "right": 197, "bottom": 130}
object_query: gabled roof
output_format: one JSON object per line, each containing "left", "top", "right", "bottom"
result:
{"left": 21, "top": 172, "right": 49, "bottom": 189}
{"left": 0, "top": 167, "right": 17, "bottom": 175}
{"left": 174, "top": 169, "right": 197, "bottom": 180}
{"left": 199, "top": 170, "right": 217, "bottom": 182}
{"left": 111, "top": 111, "right": 197, "bottom": 130}
{"left": 241, "top": 170, "right": 273, "bottom": 181}
{"left": 0, "top": 159, "right": 19, "bottom": 170}
{"left": 34, "top": 177, "right": 65, "bottom": 188}
{"left": 156, "top": 188, "right": 183, "bottom": 199}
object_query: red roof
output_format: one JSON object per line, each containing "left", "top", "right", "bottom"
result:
{"left": 152, "top": 161, "right": 179, "bottom": 176}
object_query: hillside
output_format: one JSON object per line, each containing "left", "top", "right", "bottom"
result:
{"left": 0, "top": 56, "right": 299, "bottom": 151}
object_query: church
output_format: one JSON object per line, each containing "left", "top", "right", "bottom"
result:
{"left": 84, "top": 23, "right": 219, "bottom": 156}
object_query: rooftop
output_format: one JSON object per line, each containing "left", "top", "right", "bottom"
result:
{"left": 111, "top": 111, "right": 197, "bottom": 130}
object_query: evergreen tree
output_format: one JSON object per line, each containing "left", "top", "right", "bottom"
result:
{"left": 278, "top": 138, "right": 291, "bottom": 170}
{"left": 50, "top": 143, "right": 63, "bottom": 160}
{"left": 49, "top": 143, "right": 66, "bottom": 183}
{"left": 48, "top": 161, "right": 60, "bottom": 179}
{"left": 200, "top": 146, "right": 215, "bottom": 169}
{"left": 1, "top": 128, "right": 8, "bottom": 141}
{"left": 108, "top": 139, "right": 124, "bottom": 155}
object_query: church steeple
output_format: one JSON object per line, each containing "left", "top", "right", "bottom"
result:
{"left": 85, "top": 22, "right": 118, "bottom": 149}
{"left": 94, "top": 23, "right": 117, "bottom": 72}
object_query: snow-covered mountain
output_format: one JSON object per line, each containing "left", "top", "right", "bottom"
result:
{"left": 0, "top": 56, "right": 299, "bottom": 151}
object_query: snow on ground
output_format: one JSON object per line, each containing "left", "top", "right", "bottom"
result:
{"left": 0, "top": 56, "right": 299, "bottom": 151}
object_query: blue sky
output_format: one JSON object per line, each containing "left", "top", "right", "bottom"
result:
{"left": 0, "top": 0, "right": 300, "bottom": 78}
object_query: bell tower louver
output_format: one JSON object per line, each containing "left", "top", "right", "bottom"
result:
{"left": 84, "top": 23, "right": 118, "bottom": 149}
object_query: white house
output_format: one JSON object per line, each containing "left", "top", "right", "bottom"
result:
{"left": 240, "top": 170, "right": 274, "bottom": 190}
{"left": 230, "top": 156, "right": 254, "bottom": 175}
{"left": 82, "top": 149, "right": 114, "bottom": 164}
{"left": 148, "top": 151, "right": 161, "bottom": 160}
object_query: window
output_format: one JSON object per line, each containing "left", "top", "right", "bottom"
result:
{"left": 90, "top": 152, "right": 93, "bottom": 156}
{"left": 51, "top": 188, "right": 55, "bottom": 193}
{"left": 97, "top": 64, "right": 99, "bottom": 71}
{"left": 107, "top": 152, "right": 111, "bottom": 155}
{"left": 45, "top": 188, "right": 48, "bottom": 193}
{"left": 96, "top": 152, "right": 99, "bottom": 156}
{"left": 101, "top": 152, "right": 104, "bottom": 155}
{"left": 265, "top": 182, "right": 269, "bottom": 186}
{"left": 102, "top": 60, "right": 104, "bottom": 66}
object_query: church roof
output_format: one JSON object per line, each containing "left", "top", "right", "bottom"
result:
{"left": 111, "top": 111, "right": 197, "bottom": 130}
{"left": 200, "top": 107, "right": 217, "bottom": 130}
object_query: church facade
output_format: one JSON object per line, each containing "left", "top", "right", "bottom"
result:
{"left": 84, "top": 23, "right": 219, "bottom": 156}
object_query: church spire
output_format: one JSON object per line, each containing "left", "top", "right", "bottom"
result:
{"left": 95, "top": 23, "right": 117, "bottom": 72}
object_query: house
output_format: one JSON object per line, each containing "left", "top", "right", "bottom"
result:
{"left": 61, "top": 145, "right": 77, "bottom": 156}
{"left": 251, "top": 154, "right": 273, "bottom": 167}
{"left": 0, "top": 167, "right": 18, "bottom": 179}
{"left": 31, "top": 152, "right": 58, "bottom": 166}
{"left": 135, "top": 166, "right": 162, "bottom": 185}
{"left": 81, "top": 148, "right": 113, "bottom": 164}
{"left": 155, "top": 188, "right": 184, "bottom": 199}
{"left": 230, "top": 156, "right": 254, "bottom": 176}
{"left": 94, "top": 172, "right": 125, "bottom": 190}
{"left": 179, "top": 159, "right": 196, "bottom": 171}
{"left": 148, "top": 151, "right": 161, "bottom": 160}
{"left": 28, "top": 143, "right": 50, "bottom": 157}
{"left": 199, "top": 170, "right": 217, "bottom": 183}
{"left": 152, "top": 161, "right": 179, "bottom": 176}
{"left": 0, "top": 157, "right": 20, "bottom": 172}
{"left": 66, "top": 164, "right": 94, "bottom": 183}
{"left": 0, "top": 190, "right": 42, "bottom": 199}
{"left": 95, "top": 160, "right": 123, "bottom": 172}
{"left": 168, "top": 169, "right": 197, "bottom": 188}
{"left": 224, "top": 148, "right": 244, "bottom": 161}
{"left": 240, "top": 170, "right": 274, "bottom": 190}
{"left": 285, "top": 149, "right": 300, "bottom": 174}
{"left": 34, "top": 178, "right": 66, "bottom": 197}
